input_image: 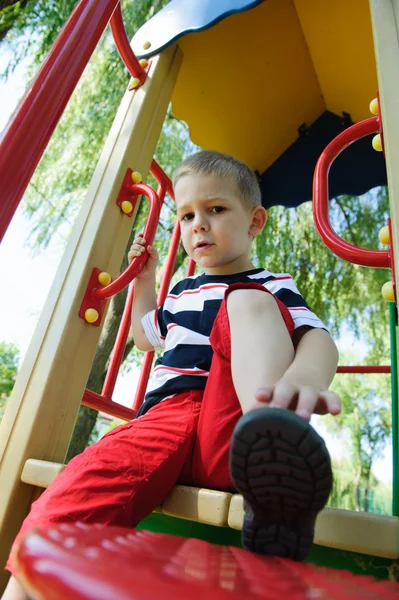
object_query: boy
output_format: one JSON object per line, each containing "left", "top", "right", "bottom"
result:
{"left": 3, "top": 151, "right": 340, "bottom": 599}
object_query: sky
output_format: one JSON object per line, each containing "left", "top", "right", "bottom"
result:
{"left": 0, "top": 54, "right": 393, "bottom": 486}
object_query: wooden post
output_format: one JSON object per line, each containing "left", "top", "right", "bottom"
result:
{"left": 369, "top": 0, "right": 399, "bottom": 286}
{"left": 0, "top": 44, "right": 182, "bottom": 590}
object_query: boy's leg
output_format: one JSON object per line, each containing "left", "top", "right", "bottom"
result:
{"left": 192, "top": 283, "right": 332, "bottom": 560}
{"left": 1, "top": 577, "right": 26, "bottom": 600}
{"left": 5, "top": 392, "right": 200, "bottom": 589}
{"left": 227, "top": 287, "right": 295, "bottom": 413}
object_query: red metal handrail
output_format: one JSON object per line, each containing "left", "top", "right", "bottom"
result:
{"left": 101, "top": 163, "right": 172, "bottom": 402}
{"left": 82, "top": 389, "right": 135, "bottom": 420}
{"left": 109, "top": 3, "right": 147, "bottom": 83}
{"left": 94, "top": 183, "right": 161, "bottom": 300}
{"left": 337, "top": 365, "right": 390, "bottom": 373}
{"left": 313, "top": 117, "right": 390, "bottom": 268}
{"left": 132, "top": 219, "right": 181, "bottom": 411}
{"left": 0, "top": 0, "right": 121, "bottom": 243}
{"left": 85, "top": 161, "right": 175, "bottom": 415}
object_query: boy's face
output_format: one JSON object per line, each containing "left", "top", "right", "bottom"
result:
{"left": 175, "top": 173, "right": 265, "bottom": 275}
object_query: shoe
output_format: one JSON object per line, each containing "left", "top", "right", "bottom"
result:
{"left": 229, "top": 407, "right": 333, "bottom": 560}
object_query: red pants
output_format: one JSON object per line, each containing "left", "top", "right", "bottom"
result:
{"left": 7, "top": 284, "right": 294, "bottom": 573}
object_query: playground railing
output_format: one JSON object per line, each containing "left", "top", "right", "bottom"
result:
{"left": 313, "top": 116, "right": 390, "bottom": 268}
{"left": 313, "top": 113, "right": 398, "bottom": 516}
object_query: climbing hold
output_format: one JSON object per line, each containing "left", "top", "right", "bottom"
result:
{"left": 379, "top": 226, "right": 390, "bottom": 245}
{"left": 85, "top": 308, "right": 99, "bottom": 324}
{"left": 131, "top": 171, "right": 142, "bottom": 184}
{"left": 121, "top": 201, "right": 133, "bottom": 214}
{"left": 382, "top": 281, "right": 395, "bottom": 302}
{"left": 143, "top": 41, "right": 151, "bottom": 49}
{"left": 129, "top": 77, "right": 140, "bottom": 90}
{"left": 98, "top": 272, "right": 112, "bottom": 286}
{"left": 139, "top": 59, "right": 148, "bottom": 68}
{"left": 369, "top": 98, "right": 379, "bottom": 116}
{"left": 372, "top": 134, "right": 383, "bottom": 152}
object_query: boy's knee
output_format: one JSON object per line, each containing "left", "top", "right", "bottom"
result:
{"left": 227, "top": 288, "right": 278, "bottom": 316}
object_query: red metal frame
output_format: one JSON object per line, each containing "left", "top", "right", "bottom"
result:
{"left": 133, "top": 221, "right": 182, "bottom": 412}
{"left": 78, "top": 181, "right": 161, "bottom": 326}
{"left": 313, "top": 116, "right": 390, "bottom": 268}
{"left": 115, "top": 169, "right": 140, "bottom": 217}
{"left": 82, "top": 388, "right": 136, "bottom": 420}
{"left": 83, "top": 161, "right": 176, "bottom": 417}
{"left": 95, "top": 183, "right": 161, "bottom": 299}
{"left": 337, "top": 366, "right": 390, "bottom": 373}
{"left": 109, "top": 3, "right": 148, "bottom": 85}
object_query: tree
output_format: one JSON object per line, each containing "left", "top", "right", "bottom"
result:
{"left": 0, "top": 0, "right": 29, "bottom": 43}
{"left": 326, "top": 355, "right": 392, "bottom": 512}
{"left": 0, "top": 341, "right": 20, "bottom": 422}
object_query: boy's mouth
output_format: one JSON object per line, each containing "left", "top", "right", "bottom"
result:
{"left": 195, "top": 241, "right": 213, "bottom": 251}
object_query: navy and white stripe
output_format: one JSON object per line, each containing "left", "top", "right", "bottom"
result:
{"left": 138, "top": 268, "right": 327, "bottom": 416}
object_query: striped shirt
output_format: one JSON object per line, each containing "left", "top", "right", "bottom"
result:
{"left": 138, "top": 268, "right": 326, "bottom": 416}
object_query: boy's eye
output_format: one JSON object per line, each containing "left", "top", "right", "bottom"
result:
{"left": 181, "top": 213, "right": 194, "bottom": 221}
{"left": 210, "top": 206, "right": 225, "bottom": 214}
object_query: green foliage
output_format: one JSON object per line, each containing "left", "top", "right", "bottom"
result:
{"left": 0, "top": 1, "right": 28, "bottom": 43}
{"left": 253, "top": 187, "right": 390, "bottom": 341}
{"left": 328, "top": 456, "right": 392, "bottom": 515}
{"left": 325, "top": 353, "right": 392, "bottom": 512}
{"left": 0, "top": 341, "right": 20, "bottom": 421}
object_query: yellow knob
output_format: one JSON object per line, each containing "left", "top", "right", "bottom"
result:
{"left": 85, "top": 308, "right": 99, "bottom": 323}
{"left": 139, "top": 58, "right": 148, "bottom": 68}
{"left": 129, "top": 77, "right": 140, "bottom": 90}
{"left": 143, "top": 41, "right": 151, "bottom": 49}
{"left": 98, "top": 272, "right": 112, "bottom": 286}
{"left": 382, "top": 281, "right": 395, "bottom": 302}
{"left": 131, "top": 171, "right": 142, "bottom": 184}
{"left": 369, "top": 98, "right": 379, "bottom": 116}
{"left": 372, "top": 134, "right": 383, "bottom": 152}
{"left": 121, "top": 200, "right": 133, "bottom": 214}
{"left": 379, "top": 226, "right": 390, "bottom": 245}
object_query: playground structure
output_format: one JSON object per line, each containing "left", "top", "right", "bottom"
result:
{"left": 1, "top": 0, "right": 399, "bottom": 595}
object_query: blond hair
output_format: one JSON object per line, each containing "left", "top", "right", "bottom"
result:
{"left": 172, "top": 150, "right": 261, "bottom": 209}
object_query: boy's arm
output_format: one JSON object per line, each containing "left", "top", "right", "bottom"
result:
{"left": 256, "top": 327, "right": 341, "bottom": 418}
{"left": 282, "top": 327, "right": 338, "bottom": 392}
{"left": 131, "top": 275, "right": 157, "bottom": 351}
{"left": 128, "top": 236, "right": 159, "bottom": 352}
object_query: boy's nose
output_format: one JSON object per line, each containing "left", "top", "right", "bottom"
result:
{"left": 192, "top": 216, "right": 209, "bottom": 232}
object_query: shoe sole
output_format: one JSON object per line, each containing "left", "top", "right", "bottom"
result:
{"left": 229, "top": 407, "right": 333, "bottom": 560}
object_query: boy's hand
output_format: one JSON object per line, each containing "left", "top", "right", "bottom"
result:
{"left": 128, "top": 235, "right": 158, "bottom": 280}
{"left": 254, "top": 381, "right": 341, "bottom": 421}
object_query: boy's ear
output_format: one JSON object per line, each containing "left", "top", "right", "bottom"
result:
{"left": 249, "top": 206, "right": 267, "bottom": 236}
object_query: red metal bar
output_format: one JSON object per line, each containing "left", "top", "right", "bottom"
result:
{"left": 313, "top": 117, "right": 390, "bottom": 268}
{"left": 132, "top": 219, "right": 182, "bottom": 412}
{"left": 337, "top": 365, "right": 390, "bottom": 373}
{"left": 82, "top": 389, "right": 136, "bottom": 421}
{"left": 109, "top": 3, "right": 147, "bottom": 84}
{"left": 187, "top": 258, "right": 196, "bottom": 277}
{"left": 102, "top": 179, "right": 170, "bottom": 404}
{"left": 150, "top": 159, "right": 174, "bottom": 198}
{"left": 94, "top": 183, "right": 161, "bottom": 300}
{"left": 0, "top": 0, "right": 120, "bottom": 243}
{"left": 101, "top": 285, "right": 135, "bottom": 399}
{"left": 98, "top": 182, "right": 166, "bottom": 401}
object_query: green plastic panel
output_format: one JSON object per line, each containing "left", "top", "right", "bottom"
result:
{"left": 137, "top": 513, "right": 397, "bottom": 581}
